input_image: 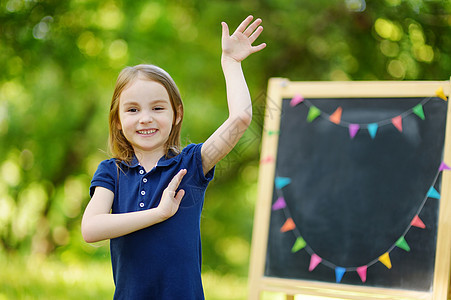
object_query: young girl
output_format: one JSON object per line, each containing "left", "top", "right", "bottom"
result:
{"left": 81, "top": 16, "right": 266, "bottom": 299}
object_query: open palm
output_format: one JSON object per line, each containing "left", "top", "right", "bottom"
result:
{"left": 221, "top": 16, "right": 266, "bottom": 63}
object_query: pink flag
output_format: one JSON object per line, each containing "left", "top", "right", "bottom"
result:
{"left": 439, "top": 162, "right": 451, "bottom": 171}
{"left": 309, "top": 254, "right": 322, "bottom": 271}
{"left": 272, "top": 197, "right": 286, "bottom": 210}
{"left": 356, "top": 266, "right": 367, "bottom": 283}
{"left": 349, "top": 124, "right": 360, "bottom": 139}
{"left": 290, "top": 94, "right": 304, "bottom": 107}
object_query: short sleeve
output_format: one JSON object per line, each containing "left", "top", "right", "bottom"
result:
{"left": 90, "top": 159, "right": 117, "bottom": 197}
{"left": 181, "top": 143, "right": 215, "bottom": 185}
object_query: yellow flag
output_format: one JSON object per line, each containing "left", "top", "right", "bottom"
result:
{"left": 435, "top": 86, "right": 447, "bottom": 101}
{"left": 379, "top": 252, "right": 392, "bottom": 269}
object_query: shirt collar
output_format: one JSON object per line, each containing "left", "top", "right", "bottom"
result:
{"left": 119, "top": 151, "right": 181, "bottom": 168}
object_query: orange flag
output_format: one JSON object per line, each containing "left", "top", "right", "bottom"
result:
{"left": 411, "top": 215, "right": 426, "bottom": 229}
{"left": 280, "top": 218, "right": 296, "bottom": 232}
{"left": 329, "top": 107, "right": 343, "bottom": 124}
{"left": 391, "top": 115, "right": 403, "bottom": 132}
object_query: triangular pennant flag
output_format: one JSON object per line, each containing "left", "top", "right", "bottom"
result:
{"left": 412, "top": 104, "right": 425, "bottom": 120}
{"left": 427, "top": 186, "right": 440, "bottom": 199}
{"left": 272, "top": 197, "right": 286, "bottom": 210}
{"left": 391, "top": 115, "right": 403, "bottom": 132}
{"left": 411, "top": 215, "right": 426, "bottom": 229}
{"left": 379, "top": 252, "right": 392, "bottom": 269}
{"left": 335, "top": 267, "right": 346, "bottom": 283}
{"left": 291, "top": 236, "right": 306, "bottom": 252}
{"left": 275, "top": 177, "right": 291, "bottom": 189}
{"left": 329, "top": 107, "right": 343, "bottom": 124}
{"left": 349, "top": 124, "right": 360, "bottom": 139}
{"left": 290, "top": 94, "right": 304, "bottom": 107}
{"left": 435, "top": 86, "right": 447, "bottom": 101}
{"left": 309, "top": 254, "right": 322, "bottom": 271}
{"left": 395, "top": 236, "right": 411, "bottom": 252}
{"left": 307, "top": 106, "right": 321, "bottom": 122}
{"left": 439, "top": 161, "right": 451, "bottom": 171}
{"left": 356, "top": 266, "right": 367, "bottom": 283}
{"left": 367, "top": 123, "right": 378, "bottom": 139}
{"left": 280, "top": 218, "right": 296, "bottom": 232}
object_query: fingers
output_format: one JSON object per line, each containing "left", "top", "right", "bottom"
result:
{"left": 167, "top": 169, "right": 187, "bottom": 192}
{"left": 243, "top": 18, "right": 262, "bottom": 37}
{"left": 222, "top": 15, "right": 266, "bottom": 59}
{"left": 248, "top": 25, "right": 263, "bottom": 44}
{"left": 221, "top": 22, "right": 230, "bottom": 39}
{"left": 252, "top": 42, "right": 267, "bottom": 53}
{"left": 234, "top": 15, "right": 254, "bottom": 35}
{"left": 174, "top": 189, "right": 185, "bottom": 203}
{"left": 234, "top": 15, "right": 262, "bottom": 37}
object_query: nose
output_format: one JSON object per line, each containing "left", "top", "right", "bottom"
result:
{"left": 139, "top": 112, "right": 153, "bottom": 124}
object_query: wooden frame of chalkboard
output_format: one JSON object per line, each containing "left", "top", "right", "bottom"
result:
{"left": 248, "top": 79, "right": 451, "bottom": 300}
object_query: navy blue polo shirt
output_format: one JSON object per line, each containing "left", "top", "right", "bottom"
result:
{"left": 89, "top": 143, "right": 214, "bottom": 299}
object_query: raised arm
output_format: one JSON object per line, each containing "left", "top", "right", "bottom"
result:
{"left": 201, "top": 16, "right": 266, "bottom": 175}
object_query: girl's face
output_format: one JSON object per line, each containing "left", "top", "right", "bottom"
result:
{"left": 117, "top": 78, "right": 179, "bottom": 159}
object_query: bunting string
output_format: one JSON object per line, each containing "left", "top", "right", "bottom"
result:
{"left": 288, "top": 86, "right": 447, "bottom": 139}
{"left": 273, "top": 162, "right": 448, "bottom": 283}
{"left": 296, "top": 96, "right": 431, "bottom": 128}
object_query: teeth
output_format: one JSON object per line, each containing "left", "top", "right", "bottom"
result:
{"left": 138, "top": 129, "right": 157, "bottom": 134}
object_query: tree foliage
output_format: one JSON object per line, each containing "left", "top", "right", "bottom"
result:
{"left": 0, "top": 0, "right": 450, "bottom": 275}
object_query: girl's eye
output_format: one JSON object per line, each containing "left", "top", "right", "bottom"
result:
{"left": 127, "top": 108, "right": 138, "bottom": 112}
{"left": 154, "top": 107, "right": 164, "bottom": 111}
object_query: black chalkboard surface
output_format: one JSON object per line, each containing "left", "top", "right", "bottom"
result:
{"left": 248, "top": 80, "right": 451, "bottom": 300}
{"left": 266, "top": 96, "right": 445, "bottom": 289}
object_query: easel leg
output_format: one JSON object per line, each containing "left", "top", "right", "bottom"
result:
{"left": 286, "top": 295, "right": 295, "bottom": 300}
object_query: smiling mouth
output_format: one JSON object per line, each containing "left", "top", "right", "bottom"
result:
{"left": 138, "top": 129, "right": 157, "bottom": 134}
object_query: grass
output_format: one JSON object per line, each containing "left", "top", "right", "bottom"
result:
{"left": 0, "top": 253, "right": 251, "bottom": 300}
{"left": 0, "top": 254, "right": 114, "bottom": 300}
{"left": 0, "top": 253, "right": 344, "bottom": 299}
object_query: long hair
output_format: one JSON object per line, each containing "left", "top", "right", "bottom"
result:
{"left": 109, "top": 64, "right": 184, "bottom": 163}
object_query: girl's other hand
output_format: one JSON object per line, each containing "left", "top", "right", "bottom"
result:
{"left": 157, "top": 169, "right": 187, "bottom": 220}
{"left": 221, "top": 15, "right": 266, "bottom": 63}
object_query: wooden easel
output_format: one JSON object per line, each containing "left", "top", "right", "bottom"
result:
{"left": 248, "top": 79, "right": 451, "bottom": 300}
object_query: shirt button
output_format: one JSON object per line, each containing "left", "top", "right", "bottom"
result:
{"left": 143, "top": 178, "right": 148, "bottom": 183}
{"left": 139, "top": 170, "right": 144, "bottom": 175}
{"left": 139, "top": 202, "right": 145, "bottom": 208}
{"left": 141, "top": 191, "right": 146, "bottom": 196}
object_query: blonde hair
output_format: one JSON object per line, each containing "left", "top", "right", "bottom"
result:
{"left": 109, "top": 64, "right": 184, "bottom": 163}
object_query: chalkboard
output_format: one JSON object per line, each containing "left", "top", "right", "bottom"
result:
{"left": 248, "top": 79, "right": 451, "bottom": 300}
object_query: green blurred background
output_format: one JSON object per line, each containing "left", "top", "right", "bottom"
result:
{"left": 1, "top": 0, "right": 450, "bottom": 299}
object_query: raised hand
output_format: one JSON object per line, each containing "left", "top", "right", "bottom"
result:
{"left": 221, "top": 15, "right": 266, "bottom": 63}
{"left": 157, "top": 169, "right": 187, "bottom": 220}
